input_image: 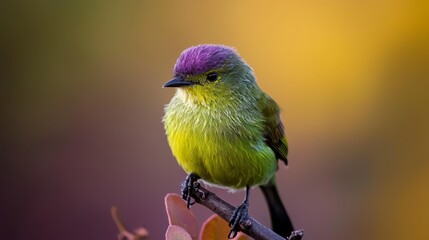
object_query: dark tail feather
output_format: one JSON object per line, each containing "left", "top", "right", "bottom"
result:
{"left": 260, "top": 183, "right": 294, "bottom": 238}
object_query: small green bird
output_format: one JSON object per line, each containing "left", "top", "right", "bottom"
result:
{"left": 163, "top": 44, "right": 293, "bottom": 238}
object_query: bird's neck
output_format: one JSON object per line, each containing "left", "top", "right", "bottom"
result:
{"left": 177, "top": 85, "right": 260, "bottom": 109}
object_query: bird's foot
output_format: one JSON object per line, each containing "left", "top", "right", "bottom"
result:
{"left": 228, "top": 200, "right": 249, "bottom": 239}
{"left": 180, "top": 173, "right": 200, "bottom": 209}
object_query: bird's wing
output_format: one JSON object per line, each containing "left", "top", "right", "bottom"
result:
{"left": 260, "top": 93, "right": 288, "bottom": 165}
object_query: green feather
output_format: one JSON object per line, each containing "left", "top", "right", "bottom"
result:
{"left": 260, "top": 93, "right": 289, "bottom": 165}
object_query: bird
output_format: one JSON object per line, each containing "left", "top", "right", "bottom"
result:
{"left": 163, "top": 44, "right": 294, "bottom": 238}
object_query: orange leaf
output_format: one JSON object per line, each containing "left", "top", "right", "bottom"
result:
{"left": 200, "top": 214, "right": 251, "bottom": 240}
{"left": 165, "top": 193, "right": 198, "bottom": 239}
{"left": 166, "top": 225, "right": 192, "bottom": 240}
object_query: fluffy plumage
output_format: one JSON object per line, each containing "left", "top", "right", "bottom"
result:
{"left": 163, "top": 44, "right": 288, "bottom": 189}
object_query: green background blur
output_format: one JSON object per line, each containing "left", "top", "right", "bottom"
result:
{"left": 1, "top": 1, "right": 428, "bottom": 239}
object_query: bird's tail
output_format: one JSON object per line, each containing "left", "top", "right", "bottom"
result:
{"left": 259, "top": 179, "right": 294, "bottom": 238}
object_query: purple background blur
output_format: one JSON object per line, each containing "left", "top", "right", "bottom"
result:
{"left": 1, "top": 1, "right": 428, "bottom": 240}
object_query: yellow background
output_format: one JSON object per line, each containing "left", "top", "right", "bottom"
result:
{"left": 2, "top": 1, "right": 428, "bottom": 239}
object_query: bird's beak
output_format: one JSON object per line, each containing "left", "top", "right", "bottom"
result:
{"left": 163, "top": 78, "right": 195, "bottom": 88}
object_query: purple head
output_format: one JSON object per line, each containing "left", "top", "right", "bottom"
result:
{"left": 174, "top": 45, "right": 238, "bottom": 76}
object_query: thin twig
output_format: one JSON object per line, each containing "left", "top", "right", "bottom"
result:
{"left": 111, "top": 206, "right": 128, "bottom": 233}
{"left": 111, "top": 206, "right": 149, "bottom": 240}
{"left": 190, "top": 185, "right": 304, "bottom": 240}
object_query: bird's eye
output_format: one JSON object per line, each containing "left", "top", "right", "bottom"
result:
{"left": 206, "top": 72, "right": 219, "bottom": 82}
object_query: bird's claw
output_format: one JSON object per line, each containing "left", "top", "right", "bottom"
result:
{"left": 228, "top": 201, "right": 249, "bottom": 239}
{"left": 180, "top": 173, "right": 200, "bottom": 209}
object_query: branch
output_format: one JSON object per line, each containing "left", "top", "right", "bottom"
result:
{"left": 189, "top": 185, "right": 304, "bottom": 240}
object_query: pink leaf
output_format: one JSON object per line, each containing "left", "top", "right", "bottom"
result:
{"left": 165, "top": 193, "right": 198, "bottom": 239}
{"left": 200, "top": 214, "right": 251, "bottom": 240}
{"left": 166, "top": 225, "right": 192, "bottom": 240}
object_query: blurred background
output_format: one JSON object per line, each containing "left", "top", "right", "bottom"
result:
{"left": 1, "top": 1, "right": 428, "bottom": 239}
